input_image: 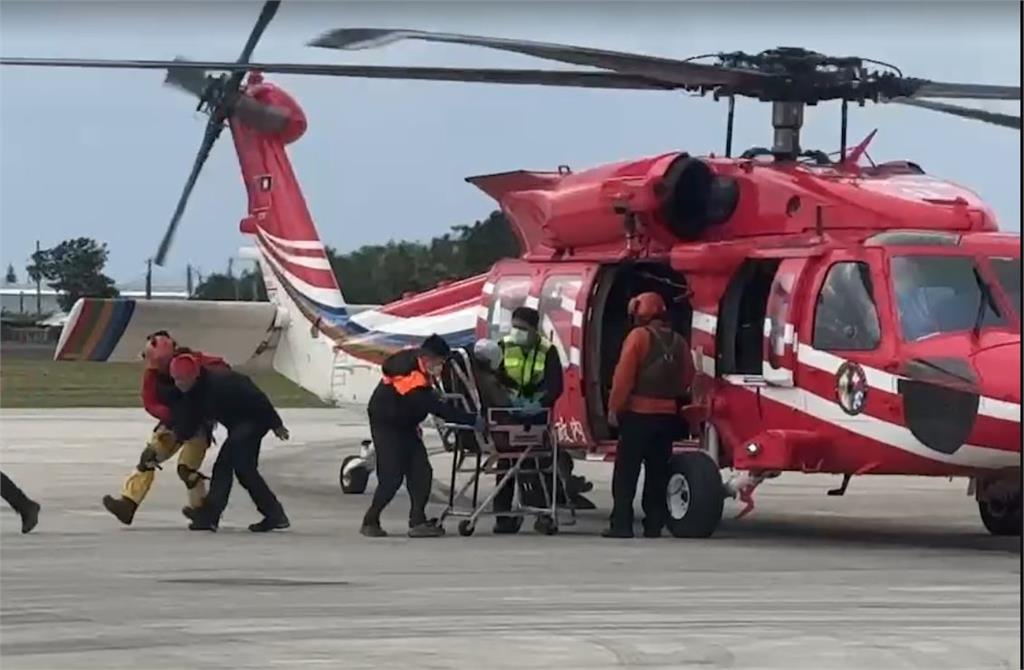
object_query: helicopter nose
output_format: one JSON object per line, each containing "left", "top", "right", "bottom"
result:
{"left": 971, "top": 337, "right": 1022, "bottom": 405}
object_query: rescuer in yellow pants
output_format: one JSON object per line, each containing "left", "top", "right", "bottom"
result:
{"left": 106, "top": 426, "right": 211, "bottom": 524}
{"left": 101, "top": 330, "right": 227, "bottom": 526}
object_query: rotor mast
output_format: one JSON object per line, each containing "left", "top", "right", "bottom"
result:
{"left": 771, "top": 101, "right": 804, "bottom": 159}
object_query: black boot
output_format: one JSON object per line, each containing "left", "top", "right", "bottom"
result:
{"left": 186, "top": 506, "right": 218, "bottom": 532}
{"left": 102, "top": 495, "right": 137, "bottom": 526}
{"left": 570, "top": 493, "right": 597, "bottom": 510}
{"left": 408, "top": 520, "right": 445, "bottom": 538}
{"left": 249, "top": 514, "right": 290, "bottom": 533}
{"left": 360, "top": 523, "right": 388, "bottom": 537}
{"left": 601, "top": 526, "right": 634, "bottom": 539}
{"left": 20, "top": 499, "right": 40, "bottom": 534}
{"left": 189, "top": 519, "right": 218, "bottom": 532}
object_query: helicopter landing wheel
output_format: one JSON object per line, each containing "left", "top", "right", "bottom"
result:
{"left": 978, "top": 491, "right": 1022, "bottom": 537}
{"left": 665, "top": 451, "right": 724, "bottom": 538}
{"left": 533, "top": 514, "right": 558, "bottom": 535}
{"left": 339, "top": 455, "right": 370, "bottom": 495}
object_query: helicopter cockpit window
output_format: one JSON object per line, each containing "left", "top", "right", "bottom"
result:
{"left": 813, "top": 261, "right": 881, "bottom": 351}
{"left": 989, "top": 257, "right": 1021, "bottom": 322}
{"left": 891, "top": 255, "right": 1006, "bottom": 342}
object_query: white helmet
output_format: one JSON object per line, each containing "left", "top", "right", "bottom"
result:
{"left": 472, "top": 338, "right": 502, "bottom": 371}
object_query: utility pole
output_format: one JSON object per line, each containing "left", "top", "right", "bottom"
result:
{"left": 145, "top": 259, "right": 153, "bottom": 300}
{"left": 35, "top": 240, "right": 41, "bottom": 315}
{"left": 186, "top": 264, "right": 193, "bottom": 297}
{"left": 227, "top": 258, "right": 239, "bottom": 301}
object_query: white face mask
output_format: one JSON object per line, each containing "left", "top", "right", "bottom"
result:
{"left": 510, "top": 326, "right": 531, "bottom": 346}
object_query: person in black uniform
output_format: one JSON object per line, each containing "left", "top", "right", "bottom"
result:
{"left": 169, "top": 353, "right": 291, "bottom": 533}
{"left": 361, "top": 334, "right": 484, "bottom": 539}
{"left": 1, "top": 471, "right": 40, "bottom": 534}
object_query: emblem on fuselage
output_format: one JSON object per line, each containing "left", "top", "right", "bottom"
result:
{"left": 835, "top": 361, "right": 868, "bottom": 416}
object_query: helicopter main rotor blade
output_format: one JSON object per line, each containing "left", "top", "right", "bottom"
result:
{"left": 890, "top": 97, "right": 1021, "bottom": 130}
{"left": 237, "top": 1, "right": 281, "bottom": 65}
{"left": 155, "top": 117, "right": 223, "bottom": 267}
{"left": 221, "top": 1, "right": 281, "bottom": 99}
{"left": 309, "top": 28, "right": 769, "bottom": 89}
{"left": 910, "top": 80, "right": 1020, "bottom": 101}
{"left": 163, "top": 57, "right": 209, "bottom": 97}
{"left": 0, "top": 56, "right": 676, "bottom": 89}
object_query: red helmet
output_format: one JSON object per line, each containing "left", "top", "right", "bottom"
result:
{"left": 169, "top": 353, "right": 200, "bottom": 384}
{"left": 143, "top": 332, "right": 176, "bottom": 370}
{"left": 627, "top": 292, "right": 667, "bottom": 323}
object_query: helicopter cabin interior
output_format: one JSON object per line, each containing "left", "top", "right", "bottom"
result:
{"left": 716, "top": 258, "right": 783, "bottom": 377}
{"left": 583, "top": 262, "right": 694, "bottom": 442}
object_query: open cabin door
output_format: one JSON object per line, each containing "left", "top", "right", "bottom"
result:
{"left": 762, "top": 258, "right": 811, "bottom": 387}
{"left": 478, "top": 260, "right": 600, "bottom": 448}
{"left": 716, "top": 254, "right": 812, "bottom": 389}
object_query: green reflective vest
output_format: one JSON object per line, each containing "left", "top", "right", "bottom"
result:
{"left": 500, "top": 335, "right": 551, "bottom": 398}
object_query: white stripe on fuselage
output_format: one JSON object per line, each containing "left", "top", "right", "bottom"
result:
{"left": 691, "top": 311, "right": 1020, "bottom": 422}
{"left": 689, "top": 311, "right": 1019, "bottom": 470}
{"left": 255, "top": 237, "right": 345, "bottom": 309}
{"left": 259, "top": 229, "right": 325, "bottom": 251}
{"left": 700, "top": 353, "right": 1018, "bottom": 469}
{"left": 260, "top": 235, "right": 334, "bottom": 271}
{"left": 350, "top": 305, "right": 478, "bottom": 337}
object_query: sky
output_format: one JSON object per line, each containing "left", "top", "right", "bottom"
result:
{"left": 0, "top": 0, "right": 1020, "bottom": 287}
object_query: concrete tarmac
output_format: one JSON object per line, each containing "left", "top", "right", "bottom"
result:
{"left": 1, "top": 408, "right": 1020, "bottom": 669}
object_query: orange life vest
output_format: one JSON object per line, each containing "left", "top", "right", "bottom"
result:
{"left": 382, "top": 363, "right": 430, "bottom": 396}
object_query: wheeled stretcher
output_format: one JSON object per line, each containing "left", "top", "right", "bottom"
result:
{"left": 338, "top": 349, "right": 576, "bottom": 538}
{"left": 437, "top": 406, "right": 569, "bottom": 536}
{"left": 433, "top": 349, "right": 576, "bottom": 536}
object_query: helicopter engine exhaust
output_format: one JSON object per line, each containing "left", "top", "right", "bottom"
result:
{"left": 478, "top": 152, "right": 742, "bottom": 254}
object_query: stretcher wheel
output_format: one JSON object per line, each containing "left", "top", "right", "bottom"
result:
{"left": 458, "top": 520, "right": 475, "bottom": 536}
{"left": 340, "top": 455, "right": 370, "bottom": 495}
{"left": 533, "top": 515, "right": 558, "bottom": 535}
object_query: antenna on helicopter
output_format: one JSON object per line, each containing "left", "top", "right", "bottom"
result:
{"left": 840, "top": 100, "right": 849, "bottom": 159}
{"left": 724, "top": 95, "right": 736, "bottom": 158}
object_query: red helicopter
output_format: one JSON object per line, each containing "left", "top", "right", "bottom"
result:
{"left": 5, "top": 2, "right": 1020, "bottom": 538}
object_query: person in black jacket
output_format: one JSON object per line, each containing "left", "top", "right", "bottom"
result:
{"left": 169, "top": 353, "right": 291, "bottom": 533}
{"left": 362, "top": 334, "right": 483, "bottom": 538}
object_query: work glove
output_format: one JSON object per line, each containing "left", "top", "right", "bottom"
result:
{"left": 273, "top": 425, "right": 290, "bottom": 441}
{"left": 473, "top": 415, "right": 487, "bottom": 433}
{"left": 136, "top": 446, "right": 162, "bottom": 472}
{"left": 521, "top": 398, "right": 543, "bottom": 412}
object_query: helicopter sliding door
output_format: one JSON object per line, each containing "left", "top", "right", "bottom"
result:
{"left": 479, "top": 260, "right": 600, "bottom": 449}
{"left": 713, "top": 253, "right": 814, "bottom": 457}
{"left": 762, "top": 258, "right": 812, "bottom": 388}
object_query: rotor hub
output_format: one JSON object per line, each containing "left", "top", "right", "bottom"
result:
{"left": 704, "top": 46, "right": 915, "bottom": 104}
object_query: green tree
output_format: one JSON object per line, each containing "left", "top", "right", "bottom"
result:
{"left": 4, "top": 263, "right": 16, "bottom": 284}
{"left": 326, "top": 210, "right": 520, "bottom": 304}
{"left": 193, "top": 269, "right": 267, "bottom": 301}
{"left": 27, "top": 237, "right": 119, "bottom": 312}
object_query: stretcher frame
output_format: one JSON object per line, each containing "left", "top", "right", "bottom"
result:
{"left": 433, "top": 350, "right": 576, "bottom": 537}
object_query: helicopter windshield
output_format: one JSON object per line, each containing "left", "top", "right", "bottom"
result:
{"left": 890, "top": 255, "right": 1006, "bottom": 342}
{"left": 988, "top": 257, "right": 1021, "bottom": 323}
